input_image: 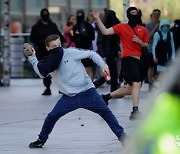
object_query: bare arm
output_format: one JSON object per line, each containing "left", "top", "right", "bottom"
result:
{"left": 93, "top": 10, "right": 114, "bottom": 35}
{"left": 132, "top": 35, "right": 149, "bottom": 48}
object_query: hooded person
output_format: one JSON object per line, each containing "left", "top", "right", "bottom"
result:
{"left": 127, "top": 7, "right": 139, "bottom": 28}
{"left": 76, "top": 9, "right": 85, "bottom": 24}
{"left": 30, "top": 8, "right": 66, "bottom": 95}
{"left": 99, "top": 9, "right": 121, "bottom": 92}
{"left": 40, "top": 8, "right": 50, "bottom": 23}
{"left": 72, "top": 9, "right": 95, "bottom": 80}
{"left": 171, "top": 19, "right": 180, "bottom": 51}
{"left": 152, "top": 19, "right": 176, "bottom": 72}
{"left": 73, "top": 9, "right": 95, "bottom": 50}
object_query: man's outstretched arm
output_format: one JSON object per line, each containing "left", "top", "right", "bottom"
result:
{"left": 92, "top": 10, "right": 114, "bottom": 35}
{"left": 23, "top": 43, "right": 45, "bottom": 78}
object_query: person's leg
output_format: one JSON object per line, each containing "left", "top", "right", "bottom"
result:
{"left": 39, "top": 95, "right": 78, "bottom": 141}
{"left": 42, "top": 76, "right": 52, "bottom": 95}
{"left": 148, "top": 67, "right": 154, "bottom": 84}
{"left": 111, "top": 85, "right": 132, "bottom": 98}
{"left": 80, "top": 88, "right": 125, "bottom": 141}
{"left": 129, "top": 81, "right": 142, "bottom": 120}
{"left": 93, "top": 76, "right": 106, "bottom": 88}
{"left": 131, "top": 82, "right": 141, "bottom": 107}
{"left": 102, "top": 85, "right": 132, "bottom": 105}
{"left": 29, "top": 95, "right": 78, "bottom": 148}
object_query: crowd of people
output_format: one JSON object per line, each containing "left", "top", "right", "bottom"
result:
{"left": 24, "top": 6, "right": 180, "bottom": 149}
{"left": 29, "top": 7, "right": 179, "bottom": 116}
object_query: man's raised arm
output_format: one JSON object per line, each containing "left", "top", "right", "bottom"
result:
{"left": 92, "top": 10, "right": 115, "bottom": 35}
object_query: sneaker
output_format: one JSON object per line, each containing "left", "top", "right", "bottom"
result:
{"left": 42, "top": 88, "right": 51, "bottom": 95}
{"left": 29, "top": 139, "right": 45, "bottom": 148}
{"left": 101, "top": 94, "right": 110, "bottom": 105}
{"left": 118, "top": 132, "right": 127, "bottom": 147}
{"left": 129, "top": 110, "right": 140, "bottom": 120}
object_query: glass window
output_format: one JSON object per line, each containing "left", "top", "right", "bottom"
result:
{"left": 91, "top": 0, "right": 106, "bottom": 9}
{"left": 26, "top": 0, "right": 44, "bottom": 16}
{"left": 10, "top": 0, "right": 23, "bottom": 15}
{"left": 71, "top": 0, "right": 88, "bottom": 9}
{"left": 49, "top": 0, "right": 67, "bottom": 7}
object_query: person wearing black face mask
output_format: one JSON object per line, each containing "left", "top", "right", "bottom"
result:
{"left": 30, "top": 8, "right": 66, "bottom": 96}
{"left": 127, "top": 7, "right": 139, "bottom": 27}
{"left": 93, "top": 7, "right": 149, "bottom": 120}
{"left": 41, "top": 11, "right": 50, "bottom": 23}
{"left": 72, "top": 9, "right": 95, "bottom": 80}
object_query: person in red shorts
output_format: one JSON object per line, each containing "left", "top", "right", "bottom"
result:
{"left": 93, "top": 7, "right": 149, "bottom": 120}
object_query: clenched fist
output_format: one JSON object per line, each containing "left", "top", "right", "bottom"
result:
{"left": 23, "top": 43, "right": 35, "bottom": 56}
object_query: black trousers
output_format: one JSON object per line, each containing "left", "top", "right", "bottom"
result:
{"left": 107, "top": 57, "right": 118, "bottom": 92}
{"left": 43, "top": 76, "right": 51, "bottom": 89}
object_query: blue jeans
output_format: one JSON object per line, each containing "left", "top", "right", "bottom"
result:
{"left": 38, "top": 88, "right": 124, "bottom": 142}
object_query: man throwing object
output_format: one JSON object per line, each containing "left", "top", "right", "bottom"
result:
{"left": 24, "top": 34, "right": 126, "bottom": 148}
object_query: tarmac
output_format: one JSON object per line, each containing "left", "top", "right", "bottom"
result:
{"left": 0, "top": 79, "right": 150, "bottom": 154}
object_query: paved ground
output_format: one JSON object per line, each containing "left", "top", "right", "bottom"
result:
{"left": 0, "top": 79, "right": 150, "bottom": 154}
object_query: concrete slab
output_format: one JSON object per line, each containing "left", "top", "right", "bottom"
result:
{"left": 0, "top": 79, "right": 149, "bottom": 154}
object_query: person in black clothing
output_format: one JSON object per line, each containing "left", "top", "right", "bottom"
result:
{"left": 73, "top": 9, "right": 95, "bottom": 80}
{"left": 30, "top": 8, "right": 66, "bottom": 95}
{"left": 98, "top": 9, "right": 121, "bottom": 92}
{"left": 170, "top": 19, "right": 180, "bottom": 52}
{"left": 137, "top": 9, "right": 149, "bottom": 83}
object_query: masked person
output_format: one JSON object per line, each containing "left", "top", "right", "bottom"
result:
{"left": 30, "top": 8, "right": 66, "bottom": 95}
{"left": 72, "top": 9, "right": 95, "bottom": 80}
{"left": 24, "top": 34, "right": 127, "bottom": 148}
{"left": 170, "top": 19, "right": 180, "bottom": 52}
{"left": 152, "top": 19, "right": 176, "bottom": 80}
{"left": 93, "top": 7, "right": 149, "bottom": 120}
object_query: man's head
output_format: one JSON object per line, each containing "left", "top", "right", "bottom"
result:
{"left": 39, "top": 34, "right": 63, "bottom": 76}
{"left": 45, "top": 34, "right": 61, "bottom": 51}
{"left": 40, "top": 8, "right": 50, "bottom": 23}
{"left": 87, "top": 9, "right": 95, "bottom": 24}
{"left": 76, "top": 9, "right": 85, "bottom": 23}
{"left": 151, "top": 9, "right": 161, "bottom": 23}
{"left": 127, "top": 7, "right": 139, "bottom": 27}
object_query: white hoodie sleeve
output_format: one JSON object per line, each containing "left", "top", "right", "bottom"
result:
{"left": 68, "top": 48, "right": 107, "bottom": 68}
{"left": 28, "top": 55, "right": 45, "bottom": 78}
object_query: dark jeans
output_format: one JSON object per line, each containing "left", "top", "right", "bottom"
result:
{"left": 38, "top": 88, "right": 124, "bottom": 142}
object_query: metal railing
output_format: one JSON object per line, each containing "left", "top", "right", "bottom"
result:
{"left": 0, "top": 33, "right": 38, "bottom": 78}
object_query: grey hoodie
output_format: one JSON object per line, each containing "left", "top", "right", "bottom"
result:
{"left": 28, "top": 47, "right": 107, "bottom": 96}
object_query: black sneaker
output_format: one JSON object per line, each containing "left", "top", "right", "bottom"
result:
{"left": 29, "top": 139, "right": 45, "bottom": 148}
{"left": 101, "top": 94, "right": 110, "bottom": 105}
{"left": 118, "top": 132, "right": 127, "bottom": 147}
{"left": 42, "top": 88, "right": 51, "bottom": 95}
{"left": 129, "top": 110, "right": 140, "bottom": 120}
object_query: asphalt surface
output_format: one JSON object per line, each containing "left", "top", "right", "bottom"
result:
{"left": 0, "top": 79, "right": 150, "bottom": 154}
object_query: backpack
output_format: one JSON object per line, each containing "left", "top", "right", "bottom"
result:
{"left": 155, "top": 31, "right": 172, "bottom": 66}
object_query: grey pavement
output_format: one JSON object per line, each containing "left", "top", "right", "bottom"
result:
{"left": 0, "top": 79, "right": 150, "bottom": 154}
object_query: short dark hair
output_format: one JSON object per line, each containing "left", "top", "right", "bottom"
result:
{"left": 152, "top": 9, "right": 161, "bottom": 14}
{"left": 45, "top": 34, "right": 60, "bottom": 47}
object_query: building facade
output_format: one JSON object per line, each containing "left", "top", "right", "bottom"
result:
{"left": 0, "top": 0, "right": 109, "bottom": 32}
